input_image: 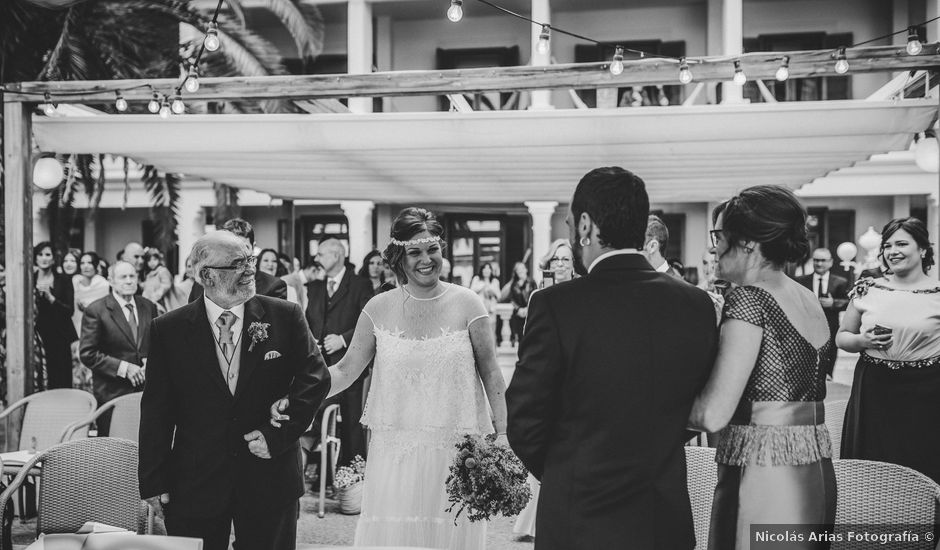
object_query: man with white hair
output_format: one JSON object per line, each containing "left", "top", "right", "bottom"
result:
{"left": 140, "top": 231, "right": 330, "bottom": 550}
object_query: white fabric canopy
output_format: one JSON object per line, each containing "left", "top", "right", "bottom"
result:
{"left": 33, "top": 98, "right": 937, "bottom": 203}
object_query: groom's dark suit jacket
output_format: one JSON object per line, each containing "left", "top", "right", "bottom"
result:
{"left": 139, "top": 295, "right": 330, "bottom": 518}
{"left": 507, "top": 253, "right": 718, "bottom": 550}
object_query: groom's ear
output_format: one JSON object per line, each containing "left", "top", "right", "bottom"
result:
{"left": 578, "top": 212, "right": 593, "bottom": 238}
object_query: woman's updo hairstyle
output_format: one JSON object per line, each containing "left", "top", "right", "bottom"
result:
{"left": 879, "top": 217, "right": 934, "bottom": 274}
{"left": 713, "top": 185, "right": 809, "bottom": 268}
{"left": 383, "top": 207, "right": 445, "bottom": 284}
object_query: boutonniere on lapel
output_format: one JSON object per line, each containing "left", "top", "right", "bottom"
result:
{"left": 247, "top": 322, "right": 271, "bottom": 352}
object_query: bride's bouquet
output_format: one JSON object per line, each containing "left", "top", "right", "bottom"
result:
{"left": 444, "top": 434, "right": 531, "bottom": 523}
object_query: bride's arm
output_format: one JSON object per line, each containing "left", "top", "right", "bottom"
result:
{"left": 327, "top": 312, "right": 377, "bottom": 398}
{"left": 468, "top": 315, "right": 507, "bottom": 435}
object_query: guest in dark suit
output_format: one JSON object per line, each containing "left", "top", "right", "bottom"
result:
{"left": 80, "top": 261, "right": 158, "bottom": 435}
{"left": 140, "top": 231, "right": 329, "bottom": 550}
{"left": 33, "top": 241, "right": 77, "bottom": 389}
{"left": 643, "top": 214, "right": 683, "bottom": 278}
{"left": 306, "top": 239, "right": 373, "bottom": 466}
{"left": 188, "top": 218, "right": 287, "bottom": 302}
{"left": 507, "top": 167, "right": 718, "bottom": 550}
{"left": 795, "top": 247, "right": 849, "bottom": 377}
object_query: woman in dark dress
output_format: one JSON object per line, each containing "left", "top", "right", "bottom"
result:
{"left": 837, "top": 217, "right": 940, "bottom": 484}
{"left": 689, "top": 186, "right": 836, "bottom": 549}
{"left": 34, "top": 241, "right": 77, "bottom": 389}
{"left": 502, "top": 262, "right": 536, "bottom": 346}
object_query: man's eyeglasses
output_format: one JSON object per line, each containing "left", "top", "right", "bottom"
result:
{"left": 204, "top": 256, "right": 257, "bottom": 272}
{"left": 549, "top": 257, "right": 573, "bottom": 265}
{"left": 709, "top": 230, "right": 724, "bottom": 248}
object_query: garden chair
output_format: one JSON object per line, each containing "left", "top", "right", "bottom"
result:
{"left": 62, "top": 393, "right": 143, "bottom": 442}
{"left": 684, "top": 446, "right": 717, "bottom": 549}
{"left": 0, "top": 389, "right": 97, "bottom": 453}
{"left": 315, "top": 404, "right": 341, "bottom": 518}
{"left": 824, "top": 399, "right": 848, "bottom": 459}
{"left": 0, "top": 438, "right": 153, "bottom": 550}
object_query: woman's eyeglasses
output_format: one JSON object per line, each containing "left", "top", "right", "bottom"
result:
{"left": 549, "top": 257, "right": 573, "bottom": 265}
{"left": 709, "top": 230, "right": 724, "bottom": 248}
{"left": 205, "top": 256, "right": 257, "bottom": 272}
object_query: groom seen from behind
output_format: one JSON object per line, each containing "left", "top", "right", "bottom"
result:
{"left": 506, "top": 167, "right": 718, "bottom": 550}
{"left": 139, "top": 231, "right": 330, "bottom": 550}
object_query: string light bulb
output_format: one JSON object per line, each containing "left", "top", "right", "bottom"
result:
{"left": 204, "top": 22, "right": 221, "bottom": 52}
{"left": 114, "top": 92, "right": 128, "bottom": 112}
{"left": 906, "top": 26, "right": 923, "bottom": 55}
{"left": 678, "top": 57, "right": 693, "bottom": 84}
{"left": 147, "top": 92, "right": 161, "bottom": 113}
{"left": 775, "top": 56, "right": 790, "bottom": 81}
{"left": 447, "top": 0, "right": 463, "bottom": 22}
{"left": 41, "top": 93, "right": 56, "bottom": 116}
{"left": 184, "top": 66, "right": 200, "bottom": 93}
{"left": 610, "top": 46, "right": 624, "bottom": 76}
{"left": 171, "top": 94, "right": 185, "bottom": 115}
{"left": 536, "top": 25, "right": 550, "bottom": 55}
{"left": 158, "top": 98, "right": 171, "bottom": 119}
{"left": 834, "top": 47, "right": 849, "bottom": 74}
{"left": 732, "top": 60, "right": 746, "bottom": 85}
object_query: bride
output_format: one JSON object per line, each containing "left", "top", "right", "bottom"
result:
{"left": 274, "top": 207, "right": 507, "bottom": 550}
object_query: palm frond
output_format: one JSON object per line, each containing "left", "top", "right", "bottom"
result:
{"left": 224, "top": 0, "right": 248, "bottom": 29}
{"left": 40, "top": 4, "right": 95, "bottom": 81}
{"left": 142, "top": 165, "right": 180, "bottom": 252}
{"left": 256, "top": 0, "right": 323, "bottom": 59}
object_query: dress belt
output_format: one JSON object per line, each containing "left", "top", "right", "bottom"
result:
{"left": 730, "top": 401, "right": 825, "bottom": 426}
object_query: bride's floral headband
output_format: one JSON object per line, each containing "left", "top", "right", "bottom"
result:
{"left": 390, "top": 235, "right": 442, "bottom": 246}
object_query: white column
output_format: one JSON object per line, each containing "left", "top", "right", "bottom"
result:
{"left": 929, "top": 0, "right": 940, "bottom": 43}
{"left": 176, "top": 199, "right": 206, "bottom": 276}
{"left": 720, "top": 0, "right": 744, "bottom": 104}
{"left": 525, "top": 201, "right": 558, "bottom": 283}
{"left": 893, "top": 195, "right": 911, "bottom": 219}
{"left": 706, "top": 0, "right": 723, "bottom": 105}
{"left": 376, "top": 15, "right": 393, "bottom": 113}
{"left": 347, "top": 0, "right": 374, "bottom": 114}
{"left": 528, "top": 0, "right": 553, "bottom": 110}
{"left": 341, "top": 200, "right": 375, "bottom": 270}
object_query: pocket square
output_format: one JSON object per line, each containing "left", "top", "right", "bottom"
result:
{"left": 264, "top": 350, "right": 282, "bottom": 360}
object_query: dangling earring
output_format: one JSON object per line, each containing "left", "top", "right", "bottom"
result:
{"left": 580, "top": 237, "right": 591, "bottom": 247}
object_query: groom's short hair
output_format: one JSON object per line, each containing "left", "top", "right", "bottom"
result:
{"left": 571, "top": 167, "right": 649, "bottom": 249}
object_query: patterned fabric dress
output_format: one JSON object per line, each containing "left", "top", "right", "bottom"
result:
{"left": 709, "top": 286, "right": 836, "bottom": 550}
{"left": 841, "top": 278, "right": 940, "bottom": 484}
{"left": 354, "top": 284, "right": 494, "bottom": 550}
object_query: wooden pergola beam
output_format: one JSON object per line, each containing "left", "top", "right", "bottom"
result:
{"left": 3, "top": 44, "right": 939, "bottom": 104}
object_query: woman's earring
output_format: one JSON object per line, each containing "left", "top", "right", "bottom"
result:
{"left": 579, "top": 237, "right": 591, "bottom": 247}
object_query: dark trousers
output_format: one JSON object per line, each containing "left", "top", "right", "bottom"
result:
{"left": 43, "top": 340, "right": 73, "bottom": 389}
{"left": 337, "top": 376, "right": 367, "bottom": 467}
{"left": 165, "top": 498, "right": 298, "bottom": 550}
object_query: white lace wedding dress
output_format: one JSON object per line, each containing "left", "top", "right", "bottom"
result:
{"left": 354, "top": 283, "right": 494, "bottom": 550}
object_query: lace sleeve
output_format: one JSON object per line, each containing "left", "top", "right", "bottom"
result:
{"left": 462, "top": 286, "right": 491, "bottom": 329}
{"left": 723, "top": 286, "right": 764, "bottom": 328}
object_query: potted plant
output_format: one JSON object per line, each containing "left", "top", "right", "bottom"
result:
{"left": 333, "top": 455, "right": 366, "bottom": 514}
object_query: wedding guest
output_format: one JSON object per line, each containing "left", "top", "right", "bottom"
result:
{"left": 96, "top": 258, "right": 110, "bottom": 279}
{"left": 140, "top": 231, "right": 330, "bottom": 550}
{"left": 698, "top": 249, "right": 719, "bottom": 292}
{"left": 689, "top": 185, "right": 835, "bottom": 549}
{"left": 61, "top": 248, "right": 81, "bottom": 277}
{"left": 837, "top": 217, "right": 940, "bottom": 483}
{"left": 357, "top": 250, "right": 385, "bottom": 295}
{"left": 281, "top": 260, "right": 322, "bottom": 310}
{"left": 72, "top": 251, "right": 111, "bottom": 336}
{"left": 34, "top": 242, "right": 77, "bottom": 389}
{"left": 80, "top": 261, "right": 157, "bottom": 435}
{"left": 258, "top": 248, "right": 286, "bottom": 278}
{"left": 164, "top": 255, "right": 195, "bottom": 312}
{"left": 189, "top": 219, "right": 287, "bottom": 302}
{"left": 141, "top": 248, "right": 173, "bottom": 312}
{"left": 795, "top": 248, "right": 849, "bottom": 378}
{"left": 379, "top": 259, "right": 398, "bottom": 292}
{"left": 121, "top": 242, "right": 146, "bottom": 276}
{"left": 277, "top": 253, "right": 294, "bottom": 276}
{"left": 470, "top": 263, "right": 501, "bottom": 344}
{"left": 501, "top": 262, "right": 535, "bottom": 346}
{"left": 508, "top": 167, "right": 716, "bottom": 550}
{"left": 643, "top": 215, "right": 682, "bottom": 278}
{"left": 440, "top": 257, "right": 453, "bottom": 283}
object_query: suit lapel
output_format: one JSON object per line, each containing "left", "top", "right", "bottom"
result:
{"left": 106, "top": 295, "right": 137, "bottom": 348}
{"left": 327, "top": 271, "right": 350, "bottom": 312}
{"left": 134, "top": 296, "right": 150, "bottom": 349}
{"left": 186, "top": 299, "right": 232, "bottom": 398}
{"left": 307, "top": 282, "right": 327, "bottom": 337}
{"left": 234, "top": 297, "right": 266, "bottom": 400}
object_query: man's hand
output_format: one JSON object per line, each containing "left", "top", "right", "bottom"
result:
{"left": 323, "top": 334, "right": 345, "bottom": 355}
{"left": 126, "top": 363, "right": 146, "bottom": 387}
{"left": 147, "top": 493, "right": 170, "bottom": 521}
{"left": 269, "top": 397, "right": 290, "bottom": 428}
{"left": 818, "top": 296, "right": 834, "bottom": 308}
{"left": 244, "top": 430, "right": 272, "bottom": 459}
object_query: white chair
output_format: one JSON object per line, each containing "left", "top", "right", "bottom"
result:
{"left": 0, "top": 389, "right": 97, "bottom": 453}
{"left": 824, "top": 399, "right": 848, "bottom": 459}
{"left": 685, "top": 446, "right": 717, "bottom": 549}
{"left": 62, "top": 393, "right": 143, "bottom": 442}
{"left": 314, "top": 404, "right": 341, "bottom": 518}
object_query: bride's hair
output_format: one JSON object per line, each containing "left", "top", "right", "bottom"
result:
{"left": 384, "top": 207, "right": 445, "bottom": 284}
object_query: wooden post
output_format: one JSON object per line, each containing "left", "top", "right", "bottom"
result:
{"left": 3, "top": 98, "right": 34, "bottom": 449}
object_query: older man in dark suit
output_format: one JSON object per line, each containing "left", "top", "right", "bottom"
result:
{"left": 795, "top": 247, "right": 849, "bottom": 377}
{"left": 140, "top": 231, "right": 329, "bottom": 550}
{"left": 507, "top": 167, "right": 718, "bottom": 550}
{"left": 80, "top": 260, "right": 158, "bottom": 435}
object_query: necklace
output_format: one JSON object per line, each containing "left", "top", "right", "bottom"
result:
{"left": 401, "top": 284, "right": 449, "bottom": 301}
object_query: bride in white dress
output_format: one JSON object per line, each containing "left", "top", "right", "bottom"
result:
{"left": 279, "top": 207, "right": 508, "bottom": 550}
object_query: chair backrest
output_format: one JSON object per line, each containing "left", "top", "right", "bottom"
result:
{"left": 102, "top": 393, "right": 143, "bottom": 442}
{"left": 36, "top": 438, "right": 144, "bottom": 536}
{"left": 685, "top": 446, "right": 717, "bottom": 549}
{"left": 824, "top": 399, "right": 848, "bottom": 459}
{"left": 21, "top": 389, "right": 97, "bottom": 451}
{"left": 833, "top": 459, "right": 940, "bottom": 550}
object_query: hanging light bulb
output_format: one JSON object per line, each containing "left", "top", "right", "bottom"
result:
{"left": 536, "top": 25, "right": 550, "bottom": 55}
{"left": 184, "top": 66, "right": 200, "bottom": 93}
{"left": 610, "top": 46, "right": 625, "bottom": 76}
{"left": 732, "top": 60, "right": 746, "bottom": 86}
{"left": 171, "top": 94, "right": 185, "bottom": 115}
{"left": 915, "top": 130, "right": 939, "bottom": 173}
{"left": 834, "top": 47, "right": 849, "bottom": 74}
{"left": 158, "top": 98, "right": 171, "bottom": 119}
{"left": 41, "top": 93, "right": 57, "bottom": 116}
{"left": 678, "top": 57, "right": 693, "bottom": 84}
{"left": 114, "top": 91, "right": 128, "bottom": 112}
{"left": 204, "top": 22, "right": 221, "bottom": 52}
{"left": 446, "top": 0, "right": 463, "bottom": 22}
{"left": 147, "top": 92, "right": 161, "bottom": 113}
{"left": 775, "top": 56, "right": 790, "bottom": 81}
{"left": 906, "top": 26, "right": 923, "bottom": 56}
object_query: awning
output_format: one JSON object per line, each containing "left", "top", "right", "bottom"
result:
{"left": 33, "top": 98, "right": 938, "bottom": 204}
